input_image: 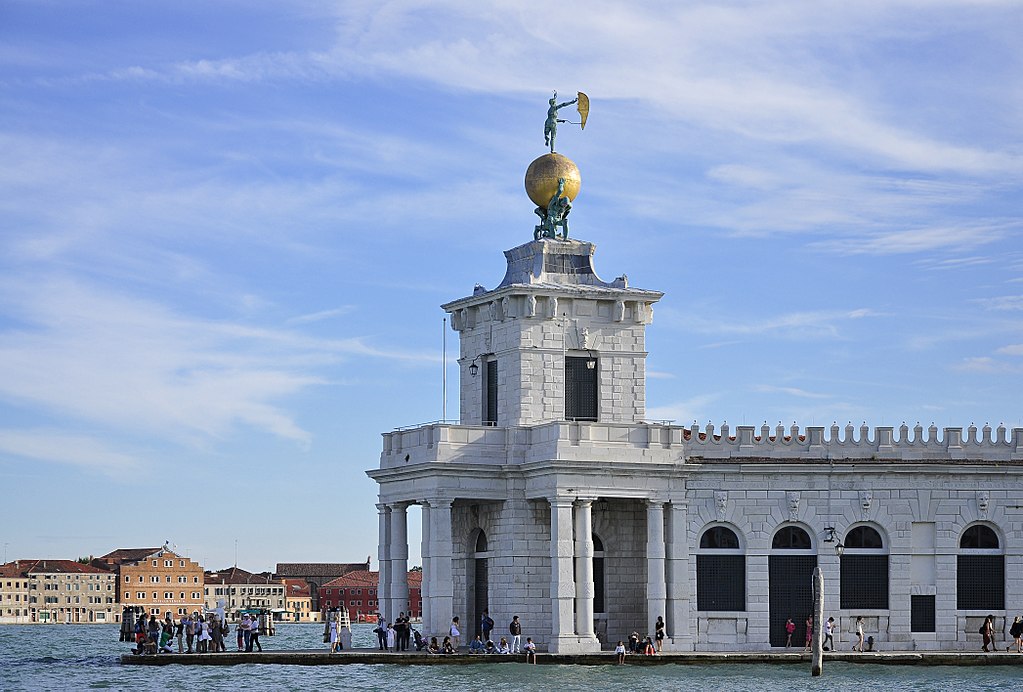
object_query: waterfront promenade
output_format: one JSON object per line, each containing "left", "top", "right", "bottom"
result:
{"left": 121, "top": 648, "right": 1023, "bottom": 667}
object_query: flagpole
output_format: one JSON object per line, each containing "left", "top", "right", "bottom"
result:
{"left": 442, "top": 317, "right": 447, "bottom": 421}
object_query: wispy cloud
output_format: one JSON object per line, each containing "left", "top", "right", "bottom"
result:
{"left": 682, "top": 308, "right": 877, "bottom": 339}
{"left": 753, "top": 385, "right": 833, "bottom": 400}
{"left": 0, "top": 429, "right": 141, "bottom": 477}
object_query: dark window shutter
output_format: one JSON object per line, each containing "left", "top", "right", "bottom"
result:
{"left": 565, "top": 356, "right": 597, "bottom": 421}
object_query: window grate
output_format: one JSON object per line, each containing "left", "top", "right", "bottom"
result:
{"left": 957, "top": 555, "right": 1004, "bottom": 610}
{"left": 840, "top": 554, "right": 889, "bottom": 609}
{"left": 697, "top": 555, "right": 745, "bottom": 611}
{"left": 911, "top": 595, "right": 936, "bottom": 632}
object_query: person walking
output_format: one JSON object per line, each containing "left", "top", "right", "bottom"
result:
{"left": 823, "top": 617, "right": 835, "bottom": 651}
{"left": 785, "top": 617, "right": 795, "bottom": 647}
{"left": 982, "top": 614, "right": 994, "bottom": 653}
{"left": 854, "top": 616, "right": 865, "bottom": 652}
{"left": 249, "top": 614, "right": 263, "bottom": 652}
{"left": 655, "top": 616, "right": 665, "bottom": 652}
{"left": 1008, "top": 615, "right": 1023, "bottom": 653}
{"left": 510, "top": 615, "right": 522, "bottom": 653}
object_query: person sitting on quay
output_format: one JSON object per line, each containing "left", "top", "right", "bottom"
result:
{"left": 615, "top": 640, "right": 626, "bottom": 665}
{"left": 628, "top": 631, "right": 640, "bottom": 653}
{"left": 469, "top": 635, "right": 485, "bottom": 654}
{"left": 427, "top": 636, "right": 440, "bottom": 654}
{"left": 485, "top": 639, "right": 498, "bottom": 654}
{"left": 497, "top": 637, "right": 510, "bottom": 654}
{"left": 442, "top": 636, "right": 455, "bottom": 654}
{"left": 643, "top": 636, "right": 655, "bottom": 655}
{"left": 524, "top": 637, "right": 537, "bottom": 664}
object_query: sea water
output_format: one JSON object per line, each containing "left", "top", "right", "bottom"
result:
{"left": 0, "top": 623, "right": 1016, "bottom": 691}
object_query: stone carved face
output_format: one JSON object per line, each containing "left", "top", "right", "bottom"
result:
{"left": 715, "top": 491, "right": 727, "bottom": 512}
{"left": 978, "top": 491, "right": 990, "bottom": 512}
{"left": 859, "top": 490, "right": 873, "bottom": 512}
{"left": 787, "top": 492, "right": 800, "bottom": 513}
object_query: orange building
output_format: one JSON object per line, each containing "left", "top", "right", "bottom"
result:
{"left": 100, "top": 546, "right": 205, "bottom": 617}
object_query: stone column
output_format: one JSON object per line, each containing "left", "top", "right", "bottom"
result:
{"left": 388, "top": 502, "right": 410, "bottom": 622}
{"left": 549, "top": 496, "right": 576, "bottom": 651}
{"left": 646, "top": 499, "right": 667, "bottom": 640}
{"left": 666, "top": 500, "right": 691, "bottom": 650}
{"left": 428, "top": 497, "right": 454, "bottom": 638}
{"left": 376, "top": 503, "right": 391, "bottom": 620}
{"left": 420, "top": 501, "right": 431, "bottom": 629}
{"left": 574, "top": 498, "right": 596, "bottom": 639}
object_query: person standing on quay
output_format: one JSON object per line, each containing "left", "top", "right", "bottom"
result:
{"left": 854, "top": 616, "right": 865, "bottom": 652}
{"left": 510, "top": 615, "right": 522, "bottom": 653}
{"left": 481, "top": 609, "right": 494, "bottom": 643}
{"left": 785, "top": 617, "right": 795, "bottom": 647}
{"left": 655, "top": 616, "right": 665, "bottom": 652}
{"left": 450, "top": 616, "right": 461, "bottom": 650}
{"left": 803, "top": 615, "right": 813, "bottom": 652}
{"left": 982, "top": 614, "right": 994, "bottom": 653}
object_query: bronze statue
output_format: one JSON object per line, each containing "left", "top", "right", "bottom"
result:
{"left": 544, "top": 92, "right": 577, "bottom": 153}
{"left": 534, "top": 177, "right": 571, "bottom": 240}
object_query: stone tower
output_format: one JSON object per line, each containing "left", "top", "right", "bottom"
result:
{"left": 443, "top": 238, "right": 662, "bottom": 427}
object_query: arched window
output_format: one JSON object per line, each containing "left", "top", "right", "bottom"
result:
{"left": 768, "top": 524, "right": 815, "bottom": 647}
{"left": 772, "top": 526, "right": 812, "bottom": 550}
{"left": 592, "top": 533, "right": 605, "bottom": 614}
{"left": 696, "top": 525, "right": 744, "bottom": 611}
{"left": 957, "top": 524, "right": 1003, "bottom": 610}
{"left": 475, "top": 530, "right": 488, "bottom": 553}
{"left": 840, "top": 525, "right": 888, "bottom": 609}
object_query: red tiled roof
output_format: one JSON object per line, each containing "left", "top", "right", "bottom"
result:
{"left": 2, "top": 559, "right": 111, "bottom": 575}
{"left": 321, "top": 569, "right": 421, "bottom": 589}
{"left": 205, "top": 567, "right": 282, "bottom": 585}
{"left": 282, "top": 578, "right": 311, "bottom": 597}
{"left": 274, "top": 561, "right": 370, "bottom": 578}
{"left": 96, "top": 548, "right": 162, "bottom": 565}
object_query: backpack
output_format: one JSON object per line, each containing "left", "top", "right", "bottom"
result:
{"left": 979, "top": 622, "right": 987, "bottom": 634}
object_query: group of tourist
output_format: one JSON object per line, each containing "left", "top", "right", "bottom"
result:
{"left": 121, "top": 607, "right": 269, "bottom": 655}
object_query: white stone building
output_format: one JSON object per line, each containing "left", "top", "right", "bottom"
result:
{"left": 367, "top": 236, "right": 1023, "bottom": 652}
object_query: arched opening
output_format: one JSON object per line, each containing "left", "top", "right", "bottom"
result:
{"left": 840, "top": 525, "right": 888, "bottom": 610}
{"left": 769, "top": 524, "right": 816, "bottom": 647}
{"left": 469, "top": 529, "right": 490, "bottom": 638}
{"left": 696, "top": 525, "right": 745, "bottom": 612}
{"left": 957, "top": 524, "right": 1003, "bottom": 610}
{"left": 592, "top": 533, "right": 606, "bottom": 615}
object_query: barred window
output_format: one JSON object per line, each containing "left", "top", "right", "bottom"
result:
{"left": 840, "top": 525, "right": 888, "bottom": 609}
{"left": 772, "top": 526, "right": 811, "bottom": 550}
{"left": 957, "top": 523, "right": 1004, "bottom": 610}
{"left": 697, "top": 526, "right": 744, "bottom": 611}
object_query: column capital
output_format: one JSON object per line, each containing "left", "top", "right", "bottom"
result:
{"left": 388, "top": 500, "right": 412, "bottom": 512}
{"left": 646, "top": 498, "right": 666, "bottom": 509}
{"left": 376, "top": 503, "right": 391, "bottom": 513}
{"left": 574, "top": 496, "right": 599, "bottom": 506}
{"left": 549, "top": 495, "right": 576, "bottom": 508}
{"left": 424, "top": 496, "right": 454, "bottom": 509}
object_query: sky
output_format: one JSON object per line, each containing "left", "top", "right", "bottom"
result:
{"left": 1, "top": 0, "right": 1021, "bottom": 572}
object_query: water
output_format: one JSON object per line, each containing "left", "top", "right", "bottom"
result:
{"left": 0, "top": 623, "right": 1017, "bottom": 691}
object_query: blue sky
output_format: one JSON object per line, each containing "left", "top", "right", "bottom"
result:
{"left": 1, "top": 1, "right": 1021, "bottom": 572}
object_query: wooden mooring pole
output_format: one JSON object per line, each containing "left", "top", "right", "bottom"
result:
{"left": 811, "top": 566, "right": 824, "bottom": 676}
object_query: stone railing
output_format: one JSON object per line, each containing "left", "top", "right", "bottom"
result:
{"left": 378, "top": 420, "right": 1023, "bottom": 469}
{"left": 379, "top": 420, "right": 683, "bottom": 469}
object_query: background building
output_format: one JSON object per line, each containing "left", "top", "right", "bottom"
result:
{"left": 0, "top": 559, "right": 117, "bottom": 623}
{"left": 102, "top": 546, "right": 205, "bottom": 617}
{"left": 205, "top": 566, "right": 286, "bottom": 621}
{"left": 282, "top": 578, "right": 317, "bottom": 622}
{"left": 274, "top": 559, "right": 370, "bottom": 612}
{"left": 319, "top": 569, "right": 421, "bottom": 622}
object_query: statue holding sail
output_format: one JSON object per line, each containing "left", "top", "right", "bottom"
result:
{"left": 544, "top": 91, "right": 589, "bottom": 153}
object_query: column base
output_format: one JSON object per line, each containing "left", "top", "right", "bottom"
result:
{"left": 665, "top": 636, "right": 694, "bottom": 652}
{"left": 546, "top": 635, "right": 602, "bottom": 653}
